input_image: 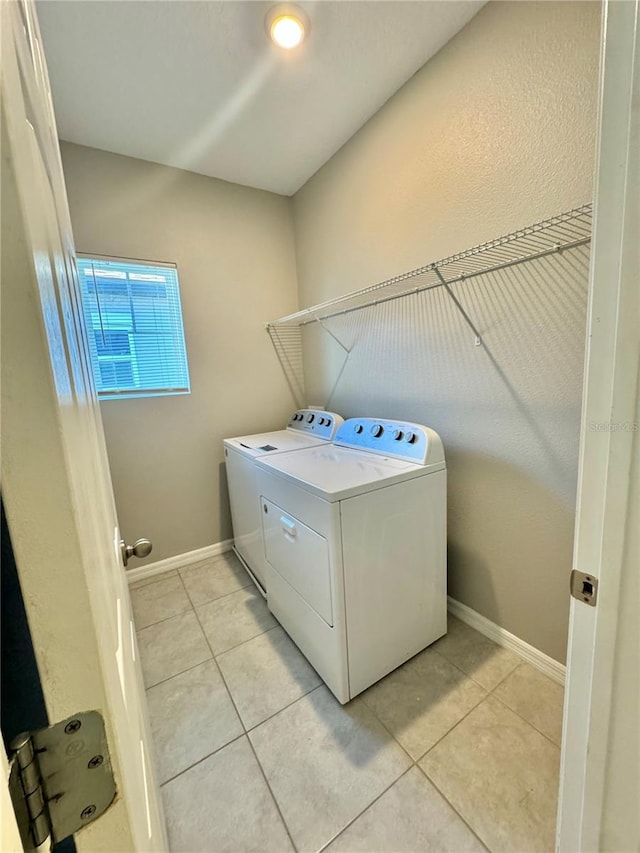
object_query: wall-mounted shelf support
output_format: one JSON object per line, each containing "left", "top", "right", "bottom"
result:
{"left": 267, "top": 204, "right": 593, "bottom": 406}
{"left": 313, "top": 311, "right": 353, "bottom": 353}
{"left": 433, "top": 266, "right": 484, "bottom": 347}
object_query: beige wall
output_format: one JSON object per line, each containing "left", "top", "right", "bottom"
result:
{"left": 61, "top": 142, "right": 298, "bottom": 563}
{"left": 292, "top": 1, "right": 601, "bottom": 662}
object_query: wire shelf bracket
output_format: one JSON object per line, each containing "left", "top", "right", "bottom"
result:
{"left": 266, "top": 203, "right": 593, "bottom": 399}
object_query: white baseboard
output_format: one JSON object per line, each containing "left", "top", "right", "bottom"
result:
{"left": 126, "top": 539, "right": 234, "bottom": 586}
{"left": 447, "top": 596, "right": 566, "bottom": 685}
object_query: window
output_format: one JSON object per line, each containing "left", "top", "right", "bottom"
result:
{"left": 77, "top": 255, "right": 191, "bottom": 400}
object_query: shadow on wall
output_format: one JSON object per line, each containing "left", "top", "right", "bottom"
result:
{"left": 281, "top": 243, "right": 589, "bottom": 662}
{"left": 219, "top": 460, "right": 232, "bottom": 543}
{"left": 446, "top": 449, "right": 575, "bottom": 659}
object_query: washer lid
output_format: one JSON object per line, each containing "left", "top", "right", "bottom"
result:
{"left": 224, "top": 429, "right": 327, "bottom": 458}
{"left": 255, "top": 444, "right": 445, "bottom": 502}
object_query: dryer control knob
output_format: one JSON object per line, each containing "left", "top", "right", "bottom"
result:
{"left": 393, "top": 429, "right": 404, "bottom": 441}
{"left": 354, "top": 423, "right": 364, "bottom": 434}
{"left": 371, "top": 424, "right": 384, "bottom": 438}
{"left": 307, "top": 413, "right": 315, "bottom": 423}
{"left": 405, "top": 431, "right": 417, "bottom": 444}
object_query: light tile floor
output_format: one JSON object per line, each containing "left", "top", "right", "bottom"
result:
{"left": 131, "top": 553, "right": 564, "bottom": 853}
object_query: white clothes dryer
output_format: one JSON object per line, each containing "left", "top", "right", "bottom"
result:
{"left": 223, "top": 409, "right": 343, "bottom": 594}
{"left": 255, "top": 417, "right": 447, "bottom": 703}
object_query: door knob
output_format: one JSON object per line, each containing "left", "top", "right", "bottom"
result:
{"left": 120, "top": 538, "right": 152, "bottom": 567}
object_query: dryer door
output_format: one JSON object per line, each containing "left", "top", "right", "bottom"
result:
{"left": 262, "top": 498, "right": 333, "bottom": 626}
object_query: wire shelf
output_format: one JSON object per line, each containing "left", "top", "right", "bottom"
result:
{"left": 267, "top": 204, "right": 593, "bottom": 330}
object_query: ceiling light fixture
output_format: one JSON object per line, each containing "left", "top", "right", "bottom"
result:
{"left": 266, "top": 4, "right": 309, "bottom": 50}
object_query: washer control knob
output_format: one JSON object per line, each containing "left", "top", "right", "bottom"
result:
{"left": 405, "top": 431, "right": 417, "bottom": 444}
{"left": 307, "top": 413, "right": 315, "bottom": 423}
{"left": 371, "top": 424, "right": 384, "bottom": 438}
{"left": 318, "top": 417, "right": 326, "bottom": 425}
{"left": 393, "top": 429, "right": 404, "bottom": 441}
{"left": 354, "top": 423, "right": 364, "bottom": 434}
{"left": 325, "top": 418, "right": 332, "bottom": 428}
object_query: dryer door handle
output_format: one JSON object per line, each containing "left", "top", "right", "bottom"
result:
{"left": 280, "top": 516, "right": 297, "bottom": 538}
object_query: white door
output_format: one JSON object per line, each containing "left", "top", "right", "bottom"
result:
{"left": 557, "top": 0, "right": 639, "bottom": 850}
{"left": 1, "top": 1, "right": 167, "bottom": 850}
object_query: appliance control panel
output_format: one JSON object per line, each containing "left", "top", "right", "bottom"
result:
{"left": 286, "top": 409, "right": 344, "bottom": 440}
{"left": 334, "top": 418, "right": 444, "bottom": 465}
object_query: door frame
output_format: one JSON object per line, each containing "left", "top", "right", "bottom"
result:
{"left": 1, "top": 1, "right": 167, "bottom": 849}
{"left": 556, "top": 0, "right": 639, "bottom": 849}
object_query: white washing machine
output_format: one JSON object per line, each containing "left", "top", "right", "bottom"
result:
{"left": 255, "top": 417, "right": 447, "bottom": 703}
{"left": 223, "top": 409, "right": 343, "bottom": 595}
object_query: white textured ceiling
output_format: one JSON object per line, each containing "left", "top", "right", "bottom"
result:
{"left": 37, "top": 0, "right": 484, "bottom": 196}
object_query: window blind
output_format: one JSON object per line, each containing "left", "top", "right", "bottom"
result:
{"left": 77, "top": 255, "right": 191, "bottom": 400}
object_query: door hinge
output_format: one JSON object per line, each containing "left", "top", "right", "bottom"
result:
{"left": 570, "top": 569, "right": 599, "bottom": 606}
{"left": 8, "top": 710, "right": 116, "bottom": 851}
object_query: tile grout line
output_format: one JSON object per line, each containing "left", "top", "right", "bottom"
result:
{"left": 183, "top": 578, "right": 254, "bottom": 611}
{"left": 143, "top": 551, "right": 241, "bottom": 592}
{"left": 145, "top": 655, "right": 214, "bottom": 692}
{"left": 134, "top": 603, "right": 195, "bottom": 634}
{"left": 449, "top": 664, "right": 565, "bottom": 761}
{"left": 244, "top": 734, "right": 299, "bottom": 853}
{"left": 413, "top": 679, "right": 558, "bottom": 851}
{"left": 177, "top": 571, "right": 246, "bottom": 733}
{"left": 357, "top": 646, "right": 490, "bottom": 768}
{"left": 357, "top": 695, "right": 420, "bottom": 767}
{"left": 245, "top": 682, "right": 325, "bottom": 735}
{"left": 158, "top": 732, "right": 246, "bottom": 788}
{"left": 431, "top": 644, "right": 520, "bottom": 693}
{"left": 355, "top": 644, "right": 556, "bottom": 851}
{"left": 413, "top": 762, "right": 491, "bottom": 852}
{"left": 213, "top": 623, "right": 282, "bottom": 659}
{"left": 132, "top": 555, "right": 252, "bottom": 612}
{"left": 281, "top": 673, "right": 493, "bottom": 852}
{"left": 484, "top": 657, "right": 524, "bottom": 692}
{"left": 140, "top": 567, "right": 315, "bottom": 728}
{"left": 242, "top": 681, "right": 329, "bottom": 853}
{"left": 342, "top": 686, "right": 488, "bottom": 852}
{"left": 134, "top": 587, "right": 212, "bottom": 689}
{"left": 244, "top": 681, "right": 323, "bottom": 735}
{"left": 393, "top": 656, "right": 493, "bottom": 849}
{"left": 316, "top": 766, "right": 415, "bottom": 853}
{"left": 189, "top": 585, "right": 300, "bottom": 853}
{"left": 133, "top": 580, "right": 256, "bottom": 636}
{"left": 488, "top": 686, "right": 563, "bottom": 751}
{"left": 416, "top": 691, "right": 491, "bottom": 764}
{"left": 317, "top": 746, "right": 488, "bottom": 853}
